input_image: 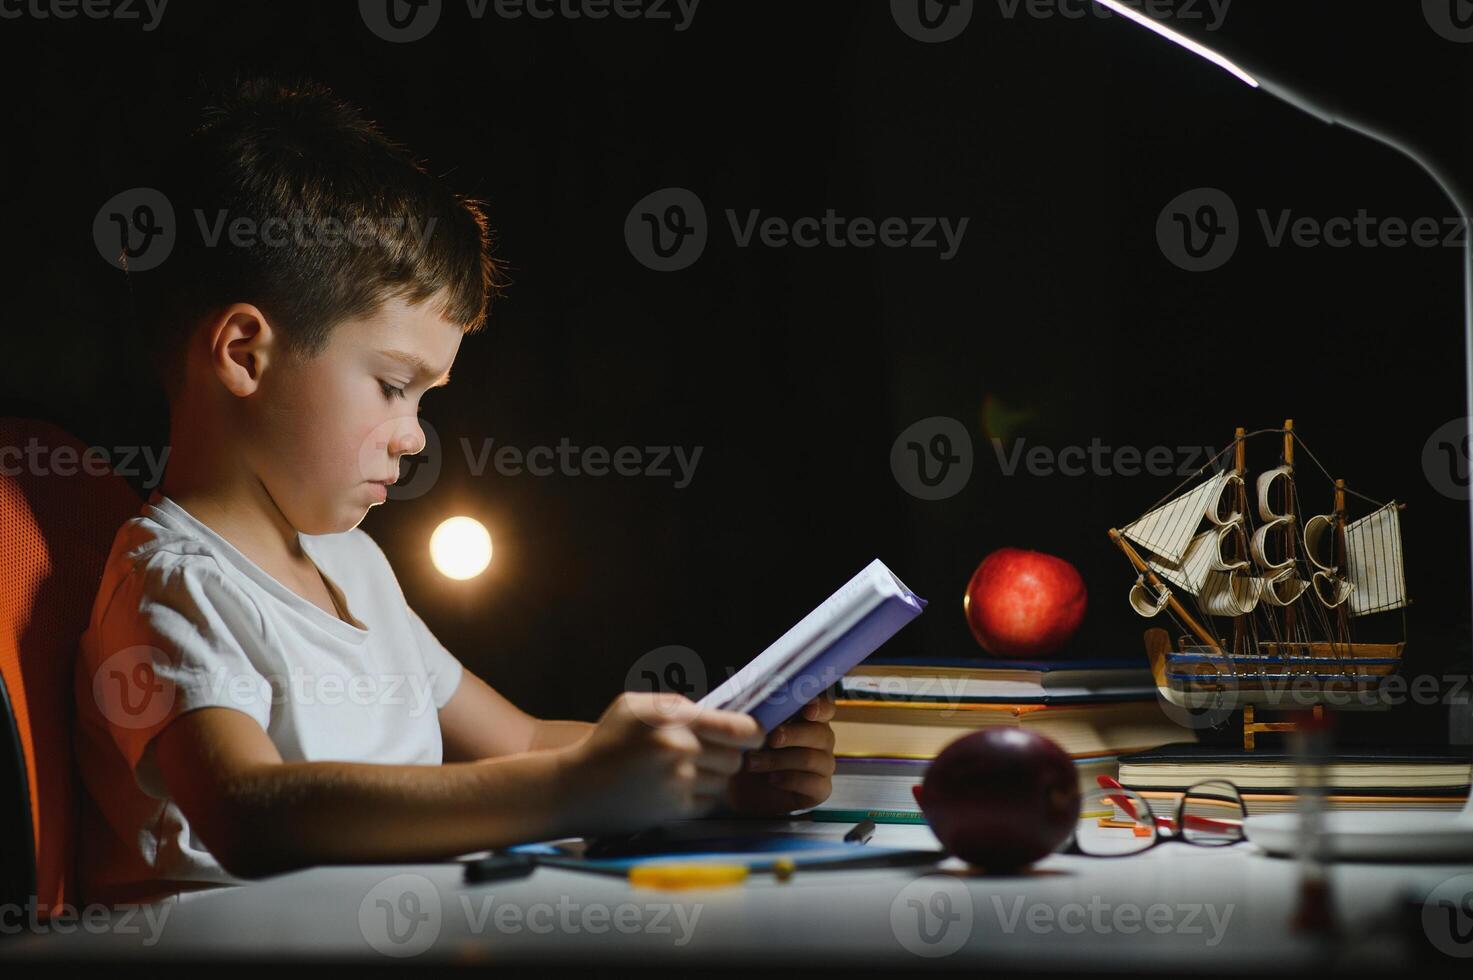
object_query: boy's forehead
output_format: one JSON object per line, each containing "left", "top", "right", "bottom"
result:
{"left": 340, "top": 294, "right": 463, "bottom": 375}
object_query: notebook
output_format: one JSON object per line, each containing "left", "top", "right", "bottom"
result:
{"left": 839, "top": 656, "right": 1155, "bottom": 701}
{"left": 1118, "top": 742, "right": 1473, "bottom": 792}
{"left": 831, "top": 699, "right": 1188, "bottom": 759}
{"left": 698, "top": 558, "right": 927, "bottom": 732}
{"left": 505, "top": 834, "right": 944, "bottom": 873}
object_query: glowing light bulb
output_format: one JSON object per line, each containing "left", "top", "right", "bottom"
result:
{"left": 429, "top": 516, "right": 493, "bottom": 580}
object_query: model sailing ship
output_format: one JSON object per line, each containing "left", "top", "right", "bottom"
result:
{"left": 1109, "top": 421, "right": 1408, "bottom": 722}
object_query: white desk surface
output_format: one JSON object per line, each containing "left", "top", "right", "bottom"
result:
{"left": 5, "top": 816, "right": 1470, "bottom": 970}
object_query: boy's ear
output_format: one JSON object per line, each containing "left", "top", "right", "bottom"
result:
{"left": 208, "top": 304, "right": 275, "bottom": 397}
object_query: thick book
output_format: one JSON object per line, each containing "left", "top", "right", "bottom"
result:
{"left": 808, "top": 754, "right": 1120, "bottom": 822}
{"left": 698, "top": 559, "right": 927, "bottom": 732}
{"left": 840, "top": 656, "right": 1154, "bottom": 701}
{"left": 1117, "top": 742, "right": 1473, "bottom": 792}
{"left": 1125, "top": 790, "right": 1470, "bottom": 818}
{"left": 831, "top": 698, "right": 1190, "bottom": 759}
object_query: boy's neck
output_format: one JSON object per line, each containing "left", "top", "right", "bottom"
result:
{"left": 158, "top": 450, "right": 310, "bottom": 571}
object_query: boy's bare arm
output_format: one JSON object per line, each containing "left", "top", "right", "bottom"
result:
{"left": 528, "top": 719, "right": 595, "bottom": 751}
{"left": 437, "top": 669, "right": 592, "bottom": 759}
{"left": 151, "top": 706, "right": 579, "bottom": 880}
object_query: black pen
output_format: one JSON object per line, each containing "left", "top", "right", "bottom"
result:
{"left": 844, "top": 818, "right": 877, "bottom": 844}
{"left": 463, "top": 852, "right": 539, "bottom": 884}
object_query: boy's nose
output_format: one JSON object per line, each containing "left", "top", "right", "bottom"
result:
{"left": 387, "top": 420, "right": 426, "bottom": 457}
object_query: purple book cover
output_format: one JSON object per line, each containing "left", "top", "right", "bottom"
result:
{"left": 699, "top": 559, "right": 927, "bottom": 733}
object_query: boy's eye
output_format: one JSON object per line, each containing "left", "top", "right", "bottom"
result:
{"left": 379, "top": 380, "right": 407, "bottom": 400}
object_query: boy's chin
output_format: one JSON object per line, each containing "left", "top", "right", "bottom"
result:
{"left": 295, "top": 499, "right": 374, "bottom": 536}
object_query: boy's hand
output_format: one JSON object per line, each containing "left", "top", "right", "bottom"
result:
{"left": 721, "top": 687, "right": 838, "bottom": 817}
{"left": 560, "top": 692, "right": 765, "bottom": 837}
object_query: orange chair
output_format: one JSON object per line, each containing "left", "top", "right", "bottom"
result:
{"left": 0, "top": 418, "right": 142, "bottom": 920}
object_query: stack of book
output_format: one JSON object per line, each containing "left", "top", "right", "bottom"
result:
{"left": 810, "top": 655, "right": 1192, "bottom": 824}
{"left": 1115, "top": 743, "right": 1473, "bottom": 817}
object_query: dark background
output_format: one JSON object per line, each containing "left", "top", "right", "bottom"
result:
{"left": 2, "top": 1, "right": 1469, "bottom": 745}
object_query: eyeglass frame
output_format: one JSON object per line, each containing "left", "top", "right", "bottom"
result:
{"left": 1060, "top": 776, "right": 1247, "bottom": 858}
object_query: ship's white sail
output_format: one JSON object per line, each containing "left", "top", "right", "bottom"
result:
{"left": 1129, "top": 578, "right": 1171, "bottom": 617}
{"left": 1259, "top": 566, "right": 1310, "bottom": 607}
{"left": 1256, "top": 465, "right": 1292, "bottom": 522}
{"left": 1302, "top": 513, "right": 1339, "bottom": 573}
{"left": 1301, "top": 503, "right": 1407, "bottom": 616}
{"left": 1344, "top": 502, "right": 1407, "bottom": 616}
{"left": 1200, "top": 569, "right": 1263, "bottom": 617}
{"left": 1122, "top": 471, "right": 1239, "bottom": 566}
{"left": 1148, "top": 526, "right": 1244, "bottom": 595}
{"left": 1312, "top": 571, "right": 1354, "bottom": 608}
{"left": 1249, "top": 517, "right": 1296, "bottom": 573}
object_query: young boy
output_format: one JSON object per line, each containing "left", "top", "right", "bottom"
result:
{"left": 73, "top": 76, "right": 837, "bottom": 908}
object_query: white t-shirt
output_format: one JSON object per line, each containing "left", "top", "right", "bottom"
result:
{"left": 73, "top": 491, "right": 464, "bottom": 906}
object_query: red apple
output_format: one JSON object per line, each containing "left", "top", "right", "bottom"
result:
{"left": 912, "top": 728, "right": 1081, "bottom": 870}
{"left": 964, "top": 547, "right": 1086, "bottom": 658}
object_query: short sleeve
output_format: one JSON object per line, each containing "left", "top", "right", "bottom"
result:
{"left": 81, "top": 555, "right": 274, "bottom": 799}
{"left": 406, "top": 603, "right": 464, "bottom": 710}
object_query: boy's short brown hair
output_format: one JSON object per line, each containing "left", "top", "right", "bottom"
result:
{"left": 127, "top": 74, "right": 506, "bottom": 401}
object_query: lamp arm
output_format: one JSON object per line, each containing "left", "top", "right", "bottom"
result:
{"left": 1089, "top": 0, "right": 1473, "bottom": 821}
{"left": 1236, "top": 76, "right": 1473, "bottom": 817}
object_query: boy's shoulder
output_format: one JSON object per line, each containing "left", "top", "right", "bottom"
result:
{"left": 94, "top": 501, "right": 400, "bottom": 621}
{"left": 90, "top": 506, "right": 251, "bottom": 624}
{"left": 114, "top": 496, "right": 386, "bottom": 571}
{"left": 104, "top": 499, "right": 259, "bottom": 584}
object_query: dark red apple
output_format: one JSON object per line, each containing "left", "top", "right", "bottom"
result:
{"left": 964, "top": 547, "right": 1087, "bottom": 658}
{"left": 912, "top": 728, "right": 1081, "bottom": 870}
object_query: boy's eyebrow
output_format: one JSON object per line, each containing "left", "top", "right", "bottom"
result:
{"left": 379, "top": 349, "right": 452, "bottom": 387}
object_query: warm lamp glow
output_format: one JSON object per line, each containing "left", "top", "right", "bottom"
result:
{"left": 429, "top": 516, "right": 493, "bottom": 580}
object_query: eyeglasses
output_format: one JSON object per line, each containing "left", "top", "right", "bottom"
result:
{"left": 1061, "top": 776, "right": 1246, "bottom": 857}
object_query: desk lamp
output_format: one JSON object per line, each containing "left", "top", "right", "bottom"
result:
{"left": 1088, "top": 0, "right": 1473, "bottom": 848}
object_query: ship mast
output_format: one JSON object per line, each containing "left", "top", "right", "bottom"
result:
{"left": 1108, "top": 528, "right": 1223, "bottom": 652}
{"left": 1231, "top": 426, "right": 1250, "bottom": 658}
{"left": 1281, "top": 419, "right": 1298, "bottom": 651}
{"left": 1330, "top": 477, "right": 1351, "bottom": 653}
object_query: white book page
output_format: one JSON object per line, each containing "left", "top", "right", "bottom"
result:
{"left": 698, "top": 558, "right": 907, "bottom": 712}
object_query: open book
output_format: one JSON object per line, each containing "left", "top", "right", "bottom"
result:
{"left": 698, "top": 559, "right": 927, "bottom": 732}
